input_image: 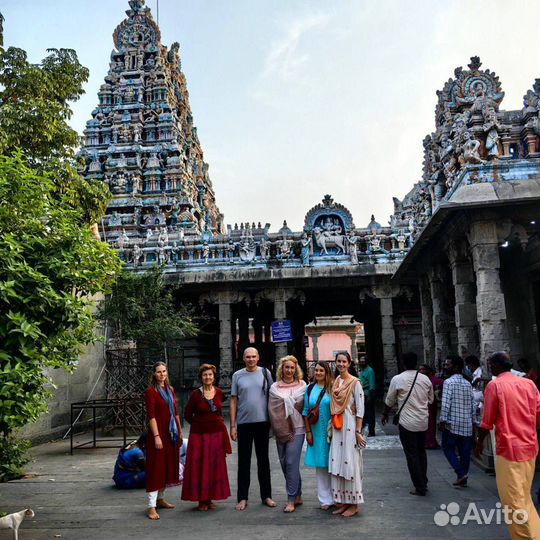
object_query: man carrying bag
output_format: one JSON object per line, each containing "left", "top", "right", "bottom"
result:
{"left": 382, "top": 352, "right": 434, "bottom": 496}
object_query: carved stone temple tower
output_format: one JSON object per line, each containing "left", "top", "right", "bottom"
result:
{"left": 81, "top": 0, "right": 222, "bottom": 258}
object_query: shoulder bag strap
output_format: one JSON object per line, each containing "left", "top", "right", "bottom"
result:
{"left": 396, "top": 370, "right": 420, "bottom": 417}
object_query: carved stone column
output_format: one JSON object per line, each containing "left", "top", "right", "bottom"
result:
{"left": 200, "top": 290, "right": 249, "bottom": 391}
{"left": 217, "top": 298, "right": 233, "bottom": 389}
{"left": 311, "top": 333, "right": 321, "bottom": 362}
{"left": 428, "top": 265, "right": 452, "bottom": 366}
{"left": 419, "top": 274, "right": 435, "bottom": 364}
{"left": 365, "top": 284, "right": 399, "bottom": 379}
{"left": 468, "top": 218, "right": 509, "bottom": 368}
{"left": 447, "top": 240, "right": 479, "bottom": 358}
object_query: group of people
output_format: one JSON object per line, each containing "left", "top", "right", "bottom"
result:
{"left": 125, "top": 345, "right": 540, "bottom": 538}
{"left": 383, "top": 350, "right": 540, "bottom": 540}
{"left": 230, "top": 347, "right": 365, "bottom": 517}
{"left": 139, "top": 348, "right": 366, "bottom": 519}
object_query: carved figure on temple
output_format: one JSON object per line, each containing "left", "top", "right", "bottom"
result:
{"left": 110, "top": 172, "right": 127, "bottom": 194}
{"left": 157, "top": 244, "right": 168, "bottom": 265}
{"left": 238, "top": 235, "right": 256, "bottom": 262}
{"left": 259, "top": 238, "right": 271, "bottom": 260}
{"left": 132, "top": 243, "right": 143, "bottom": 266}
{"left": 367, "top": 235, "right": 388, "bottom": 255}
{"left": 158, "top": 227, "right": 168, "bottom": 247}
{"left": 117, "top": 229, "right": 129, "bottom": 250}
{"left": 482, "top": 104, "right": 501, "bottom": 159}
{"left": 277, "top": 236, "right": 293, "bottom": 260}
{"left": 300, "top": 233, "right": 311, "bottom": 266}
{"left": 109, "top": 211, "right": 121, "bottom": 227}
{"left": 346, "top": 231, "right": 359, "bottom": 264}
{"left": 395, "top": 229, "right": 408, "bottom": 252}
{"left": 461, "top": 131, "right": 485, "bottom": 165}
{"left": 145, "top": 228, "right": 153, "bottom": 244}
{"left": 312, "top": 227, "right": 345, "bottom": 255}
{"left": 202, "top": 242, "right": 209, "bottom": 264}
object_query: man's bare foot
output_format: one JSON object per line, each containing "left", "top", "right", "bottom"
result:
{"left": 342, "top": 505, "right": 358, "bottom": 517}
{"left": 207, "top": 501, "right": 217, "bottom": 510}
{"left": 156, "top": 499, "right": 175, "bottom": 509}
{"left": 236, "top": 500, "right": 248, "bottom": 511}
{"left": 283, "top": 502, "right": 295, "bottom": 513}
{"left": 332, "top": 504, "right": 347, "bottom": 515}
{"left": 262, "top": 498, "right": 277, "bottom": 508}
{"left": 294, "top": 496, "right": 303, "bottom": 506}
{"left": 197, "top": 504, "right": 209, "bottom": 511}
{"left": 147, "top": 508, "right": 160, "bottom": 520}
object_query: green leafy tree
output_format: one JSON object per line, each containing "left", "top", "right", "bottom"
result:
{"left": 98, "top": 267, "right": 198, "bottom": 357}
{"left": 0, "top": 28, "right": 121, "bottom": 480}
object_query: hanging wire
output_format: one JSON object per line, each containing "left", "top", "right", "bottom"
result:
{"left": 156, "top": 0, "right": 159, "bottom": 25}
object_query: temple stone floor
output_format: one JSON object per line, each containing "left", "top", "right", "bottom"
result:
{"left": 0, "top": 421, "right": 533, "bottom": 540}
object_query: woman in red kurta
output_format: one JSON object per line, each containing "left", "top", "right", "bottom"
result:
{"left": 145, "top": 361, "right": 182, "bottom": 520}
{"left": 181, "top": 363, "right": 232, "bottom": 511}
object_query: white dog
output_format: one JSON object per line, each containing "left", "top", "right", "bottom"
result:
{"left": 0, "top": 508, "right": 34, "bottom": 540}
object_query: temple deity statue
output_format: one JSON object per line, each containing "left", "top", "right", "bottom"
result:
{"left": 278, "top": 235, "right": 293, "bottom": 260}
{"left": 132, "top": 243, "right": 143, "bottom": 266}
{"left": 482, "top": 104, "right": 501, "bottom": 159}
{"left": 346, "top": 231, "right": 359, "bottom": 264}
{"left": 259, "top": 238, "right": 271, "bottom": 260}
{"left": 300, "top": 233, "right": 311, "bottom": 266}
{"left": 461, "top": 131, "right": 485, "bottom": 165}
{"left": 202, "top": 242, "right": 209, "bottom": 264}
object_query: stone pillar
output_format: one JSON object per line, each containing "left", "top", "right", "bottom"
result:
{"left": 419, "top": 274, "right": 435, "bottom": 364}
{"left": 217, "top": 297, "right": 233, "bottom": 390}
{"left": 311, "top": 333, "right": 320, "bottom": 362}
{"left": 447, "top": 241, "right": 479, "bottom": 358}
{"left": 273, "top": 290, "right": 289, "bottom": 361}
{"left": 347, "top": 333, "right": 358, "bottom": 362}
{"left": 380, "top": 297, "right": 397, "bottom": 378}
{"left": 428, "top": 265, "right": 452, "bottom": 366}
{"left": 468, "top": 219, "right": 509, "bottom": 368}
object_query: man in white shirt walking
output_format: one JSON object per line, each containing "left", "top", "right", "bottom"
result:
{"left": 382, "top": 352, "right": 434, "bottom": 496}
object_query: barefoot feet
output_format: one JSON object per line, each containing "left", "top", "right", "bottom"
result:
{"left": 156, "top": 499, "right": 175, "bottom": 509}
{"left": 283, "top": 502, "right": 295, "bottom": 513}
{"left": 341, "top": 505, "right": 358, "bottom": 517}
{"left": 262, "top": 498, "right": 277, "bottom": 508}
{"left": 147, "top": 507, "right": 160, "bottom": 520}
{"left": 236, "top": 500, "right": 248, "bottom": 511}
{"left": 332, "top": 504, "right": 347, "bottom": 515}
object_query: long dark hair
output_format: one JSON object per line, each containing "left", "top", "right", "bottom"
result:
{"left": 334, "top": 351, "right": 358, "bottom": 377}
{"left": 314, "top": 361, "right": 334, "bottom": 392}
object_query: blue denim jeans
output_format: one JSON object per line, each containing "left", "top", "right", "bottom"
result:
{"left": 441, "top": 430, "right": 472, "bottom": 479}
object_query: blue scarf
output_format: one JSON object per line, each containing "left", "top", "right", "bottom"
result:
{"left": 158, "top": 385, "right": 179, "bottom": 445}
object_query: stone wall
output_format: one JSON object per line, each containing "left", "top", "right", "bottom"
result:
{"left": 20, "top": 337, "right": 107, "bottom": 444}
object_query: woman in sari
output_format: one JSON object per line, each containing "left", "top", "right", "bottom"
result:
{"left": 268, "top": 355, "right": 306, "bottom": 513}
{"left": 329, "top": 352, "right": 366, "bottom": 517}
{"left": 303, "top": 361, "right": 334, "bottom": 509}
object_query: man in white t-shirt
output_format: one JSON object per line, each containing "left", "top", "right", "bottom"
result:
{"left": 230, "top": 347, "right": 276, "bottom": 511}
{"left": 382, "top": 352, "right": 434, "bottom": 496}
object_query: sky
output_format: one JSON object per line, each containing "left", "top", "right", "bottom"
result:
{"left": 2, "top": 0, "right": 540, "bottom": 231}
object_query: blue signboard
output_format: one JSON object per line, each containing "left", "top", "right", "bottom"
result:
{"left": 271, "top": 320, "right": 293, "bottom": 343}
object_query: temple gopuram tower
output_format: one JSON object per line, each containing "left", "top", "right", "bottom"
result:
{"left": 81, "top": 0, "right": 222, "bottom": 259}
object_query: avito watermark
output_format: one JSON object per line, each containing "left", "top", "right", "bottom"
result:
{"left": 434, "top": 502, "right": 528, "bottom": 526}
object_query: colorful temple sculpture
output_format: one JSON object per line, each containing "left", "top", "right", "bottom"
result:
{"left": 80, "top": 1, "right": 540, "bottom": 392}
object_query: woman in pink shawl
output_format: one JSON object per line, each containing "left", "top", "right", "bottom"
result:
{"left": 268, "top": 355, "right": 306, "bottom": 513}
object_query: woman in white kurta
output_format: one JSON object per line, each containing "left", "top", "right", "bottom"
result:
{"left": 329, "top": 352, "right": 366, "bottom": 517}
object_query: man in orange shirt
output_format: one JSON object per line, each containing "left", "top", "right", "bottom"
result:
{"left": 475, "top": 351, "right": 540, "bottom": 540}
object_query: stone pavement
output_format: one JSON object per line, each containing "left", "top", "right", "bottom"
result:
{"left": 0, "top": 422, "right": 529, "bottom": 540}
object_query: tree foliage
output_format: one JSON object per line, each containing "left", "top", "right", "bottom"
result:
{"left": 0, "top": 36, "right": 121, "bottom": 478}
{"left": 98, "top": 267, "right": 197, "bottom": 349}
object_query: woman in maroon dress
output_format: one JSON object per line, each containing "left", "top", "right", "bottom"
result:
{"left": 145, "top": 361, "right": 183, "bottom": 520}
{"left": 181, "top": 363, "right": 232, "bottom": 511}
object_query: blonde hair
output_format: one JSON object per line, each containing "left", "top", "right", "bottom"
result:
{"left": 276, "top": 355, "right": 304, "bottom": 382}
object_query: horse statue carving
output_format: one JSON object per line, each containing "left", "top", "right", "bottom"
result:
{"left": 313, "top": 227, "right": 346, "bottom": 255}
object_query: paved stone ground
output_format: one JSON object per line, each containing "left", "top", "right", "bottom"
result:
{"left": 0, "top": 421, "right": 531, "bottom": 540}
